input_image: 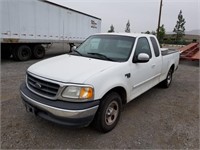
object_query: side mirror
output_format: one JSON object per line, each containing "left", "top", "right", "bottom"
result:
{"left": 135, "top": 53, "right": 150, "bottom": 63}
{"left": 71, "top": 46, "right": 77, "bottom": 51}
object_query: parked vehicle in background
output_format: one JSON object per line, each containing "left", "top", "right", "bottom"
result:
{"left": 1, "top": 0, "right": 101, "bottom": 61}
{"left": 20, "top": 33, "right": 180, "bottom": 132}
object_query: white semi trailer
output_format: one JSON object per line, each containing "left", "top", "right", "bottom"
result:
{"left": 1, "top": 0, "right": 101, "bottom": 61}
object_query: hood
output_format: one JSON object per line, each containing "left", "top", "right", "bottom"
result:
{"left": 28, "top": 54, "right": 117, "bottom": 83}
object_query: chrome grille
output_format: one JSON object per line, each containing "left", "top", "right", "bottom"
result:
{"left": 27, "top": 74, "right": 60, "bottom": 97}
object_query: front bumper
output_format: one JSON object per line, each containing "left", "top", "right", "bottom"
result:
{"left": 20, "top": 83, "right": 99, "bottom": 127}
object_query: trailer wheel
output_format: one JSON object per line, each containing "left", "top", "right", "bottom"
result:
{"left": 15, "top": 45, "right": 32, "bottom": 61}
{"left": 69, "top": 43, "right": 75, "bottom": 52}
{"left": 93, "top": 92, "right": 122, "bottom": 133}
{"left": 32, "top": 45, "right": 45, "bottom": 59}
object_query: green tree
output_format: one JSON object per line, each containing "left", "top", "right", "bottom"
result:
{"left": 157, "top": 24, "right": 165, "bottom": 43}
{"left": 143, "top": 30, "right": 156, "bottom": 35}
{"left": 125, "top": 20, "right": 130, "bottom": 33}
{"left": 145, "top": 31, "right": 150, "bottom": 34}
{"left": 151, "top": 31, "right": 156, "bottom": 35}
{"left": 108, "top": 24, "right": 115, "bottom": 33}
{"left": 173, "top": 10, "right": 186, "bottom": 42}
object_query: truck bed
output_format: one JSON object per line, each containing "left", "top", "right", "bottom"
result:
{"left": 161, "top": 48, "right": 179, "bottom": 56}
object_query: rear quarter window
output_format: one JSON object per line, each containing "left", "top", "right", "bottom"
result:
{"left": 150, "top": 37, "right": 160, "bottom": 57}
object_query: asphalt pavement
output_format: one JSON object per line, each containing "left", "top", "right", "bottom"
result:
{"left": 1, "top": 48, "right": 199, "bottom": 149}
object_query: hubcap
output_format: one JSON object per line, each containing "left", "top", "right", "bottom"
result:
{"left": 105, "top": 101, "right": 119, "bottom": 126}
{"left": 22, "top": 49, "right": 29, "bottom": 57}
{"left": 167, "top": 70, "right": 172, "bottom": 85}
{"left": 37, "top": 48, "right": 43, "bottom": 56}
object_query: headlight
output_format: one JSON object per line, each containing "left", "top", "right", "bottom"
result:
{"left": 62, "top": 86, "right": 94, "bottom": 100}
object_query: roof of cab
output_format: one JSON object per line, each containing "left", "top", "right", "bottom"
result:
{"left": 94, "top": 33, "right": 156, "bottom": 38}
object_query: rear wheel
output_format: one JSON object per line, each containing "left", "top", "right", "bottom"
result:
{"left": 32, "top": 45, "right": 45, "bottom": 59}
{"left": 93, "top": 92, "right": 122, "bottom": 133}
{"left": 161, "top": 67, "right": 173, "bottom": 88}
{"left": 15, "top": 45, "right": 32, "bottom": 61}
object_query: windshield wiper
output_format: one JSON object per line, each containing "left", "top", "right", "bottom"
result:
{"left": 87, "top": 52, "right": 114, "bottom": 61}
{"left": 70, "top": 50, "right": 83, "bottom": 56}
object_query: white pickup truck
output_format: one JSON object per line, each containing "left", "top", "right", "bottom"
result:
{"left": 20, "top": 33, "right": 179, "bottom": 132}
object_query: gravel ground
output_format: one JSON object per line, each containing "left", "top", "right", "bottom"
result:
{"left": 1, "top": 48, "right": 199, "bottom": 149}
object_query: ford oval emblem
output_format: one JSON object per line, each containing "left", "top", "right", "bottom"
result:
{"left": 35, "top": 82, "right": 42, "bottom": 89}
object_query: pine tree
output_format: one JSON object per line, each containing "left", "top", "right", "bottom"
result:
{"left": 151, "top": 31, "right": 156, "bottom": 35}
{"left": 108, "top": 24, "right": 115, "bottom": 33}
{"left": 125, "top": 20, "right": 130, "bottom": 33}
{"left": 173, "top": 10, "right": 186, "bottom": 42}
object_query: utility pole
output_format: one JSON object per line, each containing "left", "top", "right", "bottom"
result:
{"left": 157, "top": 0, "right": 163, "bottom": 38}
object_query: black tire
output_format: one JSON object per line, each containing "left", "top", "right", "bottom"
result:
{"left": 161, "top": 67, "right": 173, "bottom": 88}
{"left": 32, "top": 45, "right": 45, "bottom": 59}
{"left": 12, "top": 47, "right": 19, "bottom": 61}
{"left": 93, "top": 92, "right": 122, "bottom": 133}
{"left": 15, "top": 45, "right": 32, "bottom": 61}
{"left": 69, "top": 43, "right": 75, "bottom": 52}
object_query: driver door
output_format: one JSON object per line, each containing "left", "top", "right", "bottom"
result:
{"left": 129, "top": 37, "right": 155, "bottom": 100}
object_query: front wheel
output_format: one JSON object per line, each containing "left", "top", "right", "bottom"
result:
{"left": 93, "top": 92, "right": 122, "bottom": 133}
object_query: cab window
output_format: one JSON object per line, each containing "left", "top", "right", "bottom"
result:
{"left": 134, "top": 37, "right": 152, "bottom": 59}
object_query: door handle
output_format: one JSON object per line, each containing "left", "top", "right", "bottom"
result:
{"left": 125, "top": 73, "right": 131, "bottom": 78}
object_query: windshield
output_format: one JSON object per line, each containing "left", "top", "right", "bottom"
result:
{"left": 73, "top": 35, "right": 135, "bottom": 62}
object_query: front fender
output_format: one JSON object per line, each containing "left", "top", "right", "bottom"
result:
{"left": 84, "top": 63, "right": 131, "bottom": 101}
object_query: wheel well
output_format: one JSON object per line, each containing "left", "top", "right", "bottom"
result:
{"left": 103, "top": 87, "right": 127, "bottom": 105}
{"left": 170, "top": 64, "right": 175, "bottom": 73}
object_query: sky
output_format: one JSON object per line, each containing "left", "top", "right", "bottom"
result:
{"left": 48, "top": 0, "right": 199, "bottom": 33}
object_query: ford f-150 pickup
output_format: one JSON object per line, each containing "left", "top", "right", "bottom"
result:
{"left": 20, "top": 33, "right": 180, "bottom": 132}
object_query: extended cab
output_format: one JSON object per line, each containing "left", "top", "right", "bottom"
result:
{"left": 20, "top": 33, "right": 179, "bottom": 132}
